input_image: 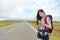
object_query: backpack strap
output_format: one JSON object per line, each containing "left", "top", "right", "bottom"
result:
{"left": 44, "top": 16, "right": 48, "bottom": 24}
{"left": 44, "top": 16, "right": 49, "bottom": 33}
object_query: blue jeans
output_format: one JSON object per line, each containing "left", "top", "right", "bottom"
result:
{"left": 37, "top": 32, "right": 49, "bottom": 40}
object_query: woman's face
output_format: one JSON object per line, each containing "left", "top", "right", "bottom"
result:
{"left": 39, "top": 12, "right": 45, "bottom": 18}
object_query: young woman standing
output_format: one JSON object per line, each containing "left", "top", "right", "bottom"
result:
{"left": 36, "top": 9, "right": 52, "bottom": 40}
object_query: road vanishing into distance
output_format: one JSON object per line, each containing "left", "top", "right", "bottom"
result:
{"left": 0, "top": 22, "right": 37, "bottom": 40}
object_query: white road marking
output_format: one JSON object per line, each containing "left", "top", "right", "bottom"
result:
{"left": 6, "top": 28, "right": 15, "bottom": 34}
{"left": 26, "top": 22, "right": 38, "bottom": 32}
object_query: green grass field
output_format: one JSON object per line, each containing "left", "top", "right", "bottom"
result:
{"left": 28, "top": 21, "right": 60, "bottom": 40}
{"left": 0, "top": 21, "right": 20, "bottom": 28}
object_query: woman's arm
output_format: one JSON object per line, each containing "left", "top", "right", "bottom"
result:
{"left": 42, "top": 17, "right": 52, "bottom": 29}
{"left": 37, "top": 20, "right": 41, "bottom": 30}
{"left": 42, "top": 22, "right": 52, "bottom": 29}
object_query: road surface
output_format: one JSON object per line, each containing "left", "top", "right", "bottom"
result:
{"left": 0, "top": 22, "right": 37, "bottom": 40}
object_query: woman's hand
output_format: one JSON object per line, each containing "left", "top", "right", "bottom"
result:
{"left": 42, "top": 22, "right": 52, "bottom": 29}
{"left": 42, "top": 22, "right": 45, "bottom": 25}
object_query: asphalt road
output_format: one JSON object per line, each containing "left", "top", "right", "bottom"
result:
{"left": 0, "top": 22, "right": 37, "bottom": 40}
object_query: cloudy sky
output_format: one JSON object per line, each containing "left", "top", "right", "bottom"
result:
{"left": 0, "top": 0, "right": 60, "bottom": 21}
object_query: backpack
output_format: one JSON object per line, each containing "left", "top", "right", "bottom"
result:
{"left": 44, "top": 15, "right": 53, "bottom": 33}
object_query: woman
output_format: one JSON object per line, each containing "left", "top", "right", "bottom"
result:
{"left": 36, "top": 9, "right": 52, "bottom": 40}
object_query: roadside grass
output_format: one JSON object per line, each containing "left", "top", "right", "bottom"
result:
{"left": 0, "top": 21, "right": 20, "bottom": 28}
{"left": 28, "top": 21, "right": 60, "bottom": 40}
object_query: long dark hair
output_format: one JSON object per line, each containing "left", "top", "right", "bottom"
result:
{"left": 36, "top": 9, "right": 45, "bottom": 25}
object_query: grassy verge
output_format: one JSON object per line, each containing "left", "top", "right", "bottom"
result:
{"left": 0, "top": 21, "right": 20, "bottom": 28}
{"left": 28, "top": 21, "right": 60, "bottom": 40}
